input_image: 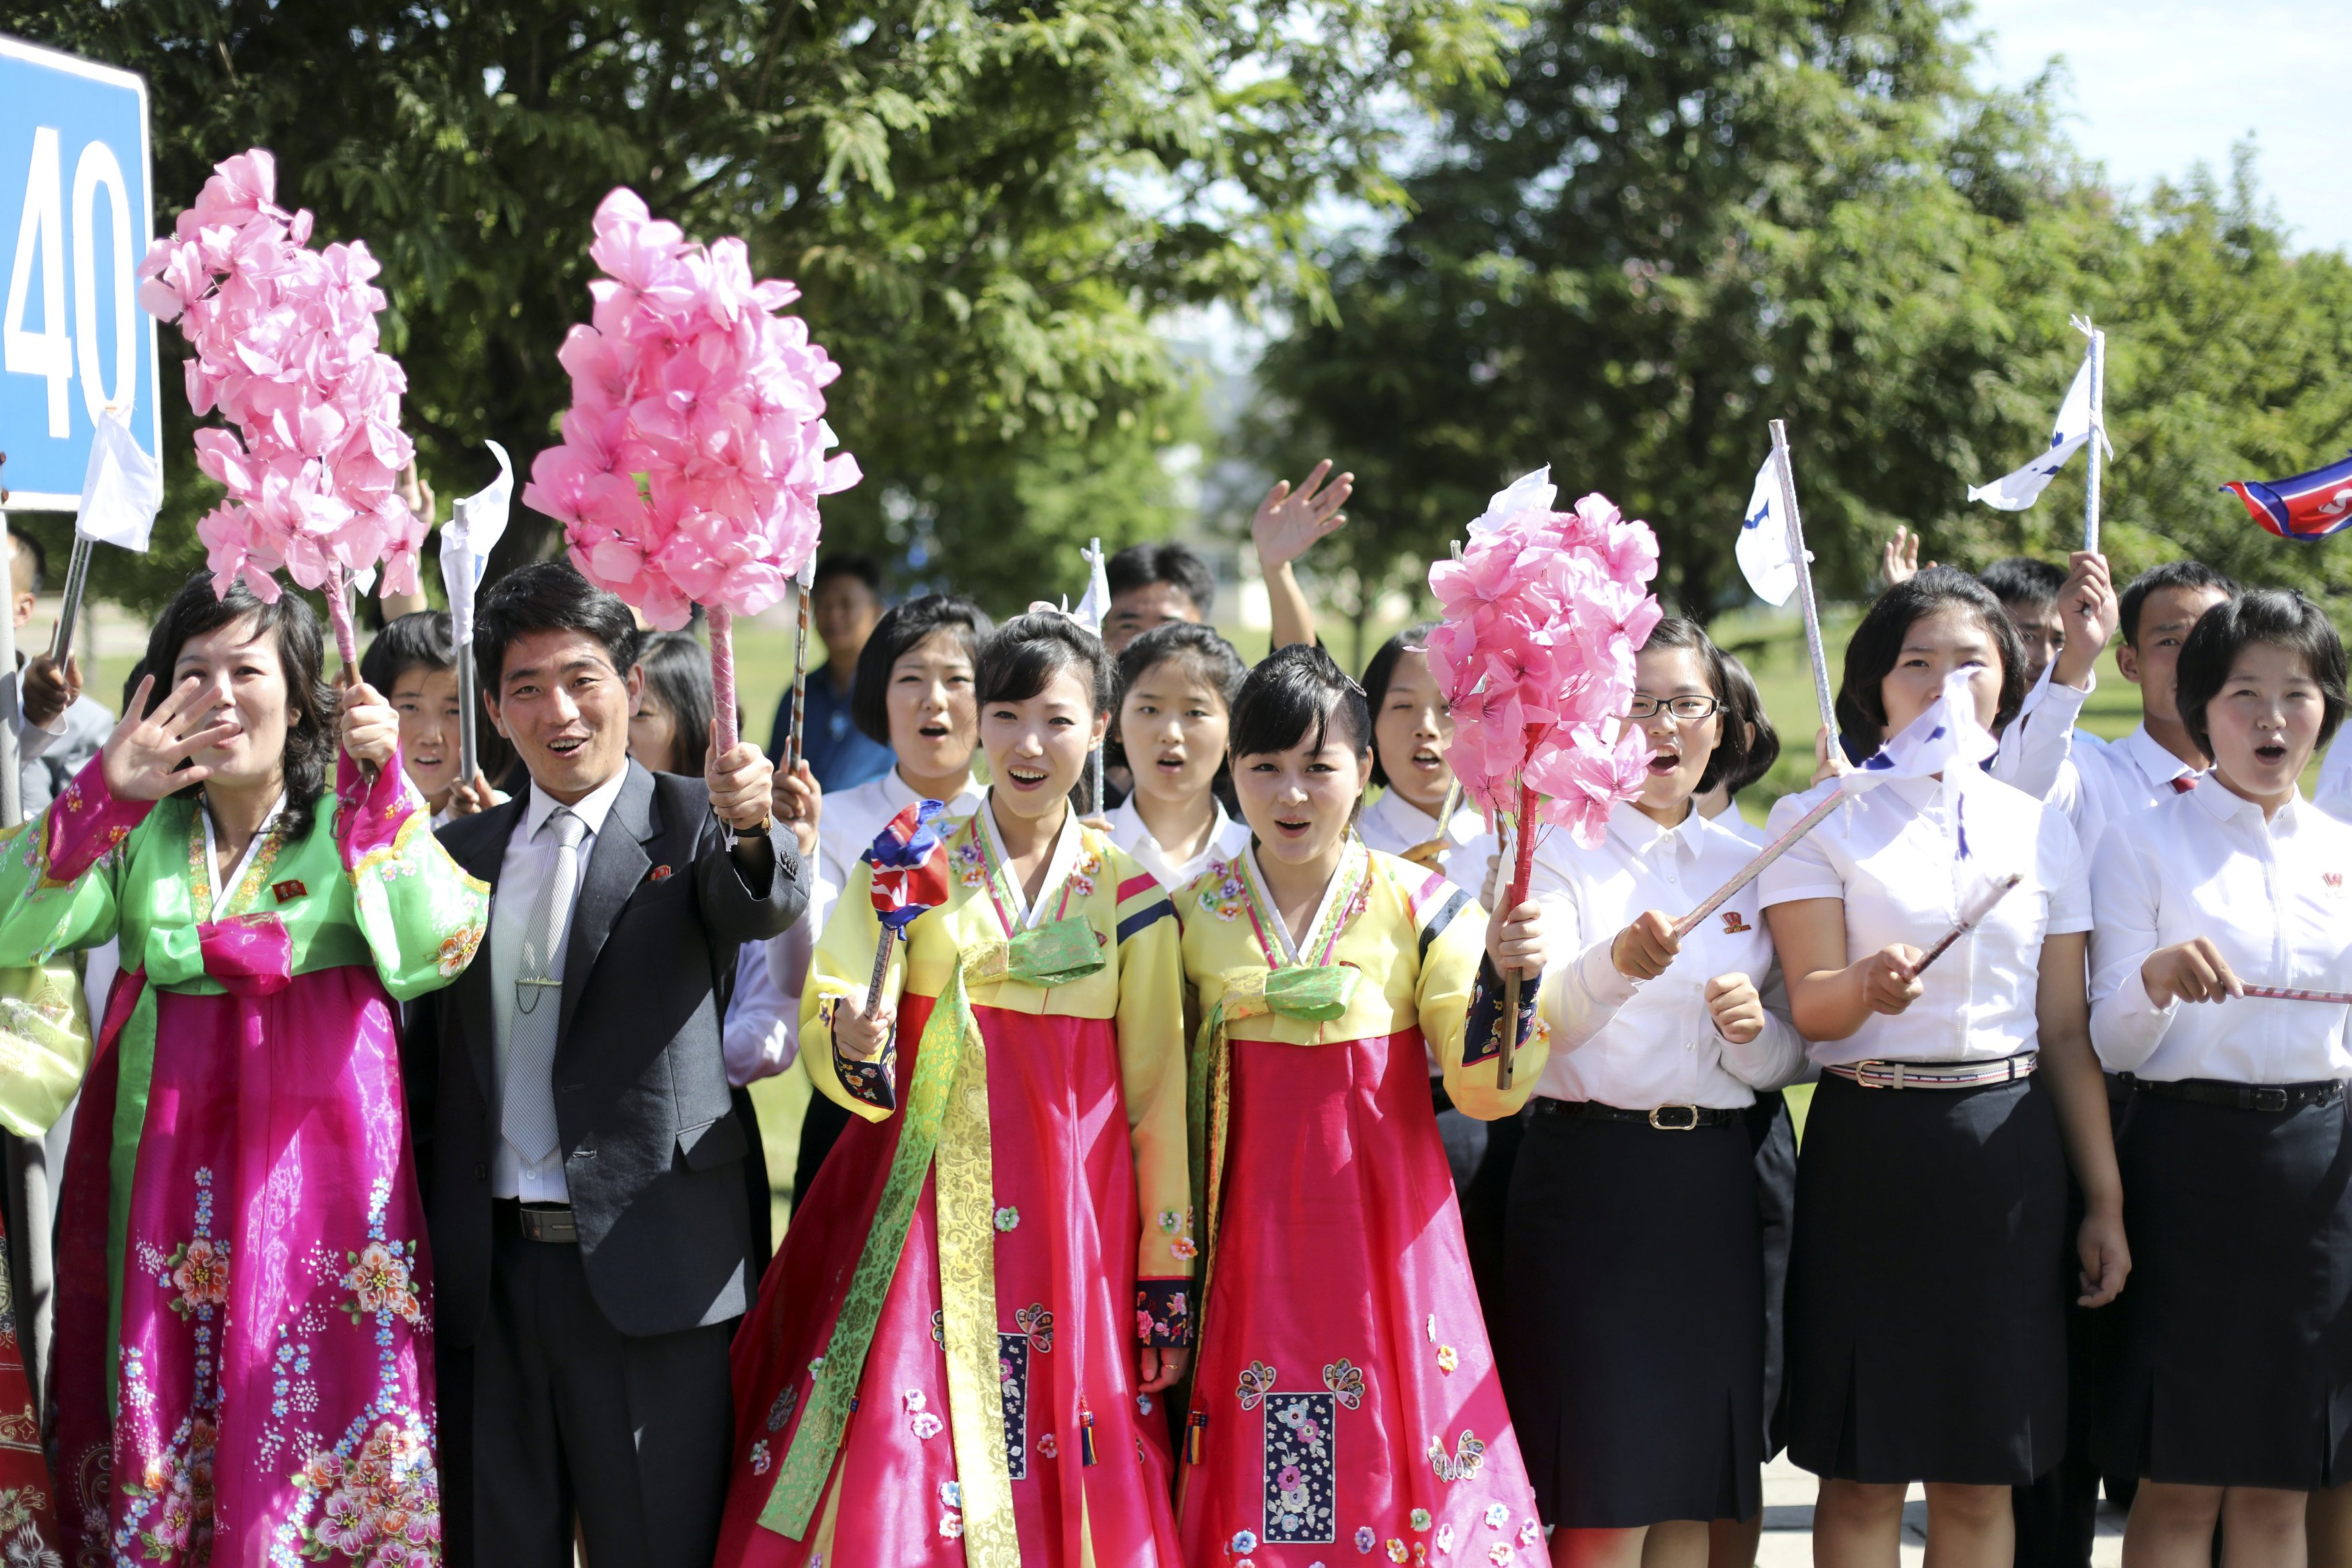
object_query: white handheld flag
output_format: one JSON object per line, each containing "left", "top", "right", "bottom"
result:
{"left": 1071, "top": 537, "right": 1111, "bottom": 636}
{"left": 1844, "top": 668, "right": 1998, "bottom": 789}
{"left": 75, "top": 408, "right": 163, "bottom": 552}
{"left": 1735, "top": 453, "right": 1798, "bottom": 607}
{"left": 438, "top": 441, "right": 515, "bottom": 640}
{"left": 1468, "top": 466, "right": 1557, "bottom": 538}
{"left": 1968, "top": 350, "right": 2115, "bottom": 512}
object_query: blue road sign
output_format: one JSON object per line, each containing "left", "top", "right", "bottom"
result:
{"left": 0, "top": 36, "right": 157, "bottom": 511}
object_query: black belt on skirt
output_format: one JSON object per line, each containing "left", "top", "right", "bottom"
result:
{"left": 2127, "top": 1075, "right": 2345, "bottom": 1113}
{"left": 1532, "top": 1097, "right": 1740, "bottom": 1131}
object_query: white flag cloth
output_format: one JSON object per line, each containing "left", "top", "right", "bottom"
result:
{"left": 1843, "top": 668, "right": 1998, "bottom": 789}
{"left": 438, "top": 441, "right": 514, "bottom": 640}
{"left": 1468, "top": 466, "right": 1557, "bottom": 537}
{"left": 75, "top": 408, "right": 162, "bottom": 552}
{"left": 1967, "top": 351, "right": 2115, "bottom": 512}
{"left": 1736, "top": 452, "right": 1799, "bottom": 607}
{"left": 1070, "top": 537, "right": 1111, "bottom": 636}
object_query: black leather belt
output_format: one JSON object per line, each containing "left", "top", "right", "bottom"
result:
{"left": 493, "top": 1196, "right": 580, "bottom": 1244}
{"left": 1532, "top": 1098, "right": 1740, "bottom": 1131}
{"left": 2130, "top": 1076, "right": 2344, "bottom": 1113}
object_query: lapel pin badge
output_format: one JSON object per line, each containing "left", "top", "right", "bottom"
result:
{"left": 272, "top": 879, "right": 307, "bottom": 904}
{"left": 646, "top": 865, "right": 673, "bottom": 883}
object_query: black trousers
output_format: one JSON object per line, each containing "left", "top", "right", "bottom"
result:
{"left": 440, "top": 1217, "right": 734, "bottom": 1568}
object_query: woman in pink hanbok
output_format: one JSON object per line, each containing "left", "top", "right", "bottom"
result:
{"left": 5, "top": 574, "right": 486, "bottom": 1566}
{"left": 1175, "top": 644, "right": 1552, "bottom": 1567}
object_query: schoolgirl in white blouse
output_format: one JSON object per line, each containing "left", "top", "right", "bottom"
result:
{"left": 2087, "top": 589, "right": 2352, "bottom": 1567}
{"left": 1102, "top": 621, "right": 1253, "bottom": 894}
{"left": 1759, "top": 567, "right": 2127, "bottom": 1568}
{"left": 1506, "top": 619, "right": 1804, "bottom": 1568}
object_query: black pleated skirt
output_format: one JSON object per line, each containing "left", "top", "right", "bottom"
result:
{"left": 1500, "top": 1107, "right": 1764, "bottom": 1528}
{"left": 1787, "top": 1072, "right": 2068, "bottom": 1485}
{"left": 1745, "top": 1091, "right": 1798, "bottom": 1461}
{"left": 2095, "top": 1086, "right": 2352, "bottom": 1489}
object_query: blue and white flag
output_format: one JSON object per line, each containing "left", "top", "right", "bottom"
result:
{"left": 1070, "top": 536, "right": 1111, "bottom": 636}
{"left": 1845, "top": 668, "right": 1997, "bottom": 790}
{"left": 1968, "top": 350, "right": 2114, "bottom": 512}
{"left": 1736, "top": 452, "right": 1800, "bottom": 607}
{"left": 439, "top": 441, "right": 515, "bottom": 641}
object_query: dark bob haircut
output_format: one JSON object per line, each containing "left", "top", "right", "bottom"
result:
{"left": 1105, "top": 541, "right": 1216, "bottom": 619}
{"left": 1360, "top": 623, "right": 1435, "bottom": 791}
{"left": 359, "top": 609, "right": 456, "bottom": 695}
{"left": 1715, "top": 647, "right": 1781, "bottom": 799}
{"left": 2118, "top": 560, "right": 2237, "bottom": 651}
{"left": 1640, "top": 617, "right": 1774, "bottom": 796}
{"left": 1230, "top": 642, "right": 1371, "bottom": 764}
{"left": 1837, "top": 566, "right": 2029, "bottom": 743}
{"left": 977, "top": 612, "right": 1115, "bottom": 717}
{"left": 142, "top": 570, "right": 337, "bottom": 839}
{"left": 635, "top": 629, "right": 715, "bottom": 775}
{"left": 851, "top": 594, "right": 993, "bottom": 745}
{"left": 1111, "top": 620, "right": 1249, "bottom": 781}
{"left": 2175, "top": 589, "right": 2350, "bottom": 760}
{"left": 475, "top": 560, "right": 640, "bottom": 695}
{"left": 1978, "top": 557, "right": 2066, "bottom": 611}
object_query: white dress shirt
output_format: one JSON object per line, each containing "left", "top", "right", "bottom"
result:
{"left": 490, "top": 769, "right": 630, "bottom": 1202}
{"left": 1532, "top": 800, "right": 1806, "bottom": 1108}
{"left": 2066, "top": 723, "right": 2203, "bottom": 867}
{"left": 1760, "top": 768, "right": 2091, "bottom": 1067}
{"left": 724, "top": 941, "right": 799, "bottom": 1086}
{"left": 1991, "top": 664, "right": 2095, "bottom": 801}
{"left": 1106, "top": 795, "right": 1252, "bottom": 894}
{"left": 1355, "top": 786, "right": 1484, "bottom": 875}
{"left": 816, "top": 767, "right": 985, "bottom": 900}
{"left": 2089, "top": 784, "right": 2352, "bottom": 1083}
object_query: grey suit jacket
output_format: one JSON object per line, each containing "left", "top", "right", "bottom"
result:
{"left": 407, "top": 760, "right": 806, "bottom": 1344}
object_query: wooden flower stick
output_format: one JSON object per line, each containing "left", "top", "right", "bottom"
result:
{"left": 2242, "top": 985, "right": 2352, "bottom": 1006}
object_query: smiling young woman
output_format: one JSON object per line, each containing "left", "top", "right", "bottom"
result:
{"left": 2087, "top": 590, "right": 2352, "bottom": 1567}
{"left": 717, "top": 611, "right": 1194, "bottom": 1568}
{"left": 1171, "top": 642, "right": 1554, "bottom": 1565}
{"left": 5, "top": 570, "right": 488, "bottom": 1565}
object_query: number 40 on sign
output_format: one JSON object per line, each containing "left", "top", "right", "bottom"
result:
{"left": 0, "top": 34, "right": 160, "bottom": 510}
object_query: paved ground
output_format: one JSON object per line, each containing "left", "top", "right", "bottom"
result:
{"left": 1753, "top": 1452, "right": 2128, "bottom": 1565}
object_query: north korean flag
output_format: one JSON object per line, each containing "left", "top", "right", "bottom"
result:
{"left": 864, "top": 799, "right": 953, "bottom": 934}
{"left": 2223, "top": 451, "right": 2352, "bottom": 540}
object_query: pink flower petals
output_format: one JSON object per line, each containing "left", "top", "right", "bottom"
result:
{"left": 1427, "top": 476, "right": 1661, "bottom": 844}
{"left": 522, "top": 186, "right": 859, "bottom": 625}
{"left": 138, "top": 148, "right": 423, "bottom": 603}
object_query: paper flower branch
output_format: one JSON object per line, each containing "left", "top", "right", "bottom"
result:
{"left": 523, "top": 189, "right": 861, "bottom": 753}
{"left": 1427, "top": 469, "right": 1663, "bottom": 1085}
{"left": 136, "top": 150, "right": 425, "bottom": 667}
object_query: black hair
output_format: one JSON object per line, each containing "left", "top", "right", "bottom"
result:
{"left": 811, "top": 550, "right": 884, "bottom": 597}
{"left": 2175, "top": 589, "right": 2350, "bottom": 759}
{"left": 475, "top": 560, "right": 640, "bottom": 694}
{"left": 1111, "top": 621, "right": 1249, "bottom": 793}
{"left": 1978, "top": 556, "right": 2066, "bottom": 611}
{"left": 142, "top": 570, "right": 337, "bottom": 840}
{"left": 1360, "top": 623, "right": 1435, "bottom": 791}
{"left": 1715, "top": 648, "right": 1781, "bottom": 799}
{"left": 359, "top": 610, "right": 456, "bottom": 695}
{"left": 1640, "top": 617, "right": 1771, "bottom": 795}
{"left": 850, "top": 594, "right": 993, "bottom": 745}
{"left": 1105, "top": 541, "right": 1216, "bottom": 619}
{"left": 2118, "top": 560, "right": 2237, "bottom": 650}
{"left": 634, "top": 629, "right": 715, "bottom": 775}
{"left": 977, "top": 612, "right": 1115, "bottom": 717}
{"left": 7, "top": 530, "right": 44, "bottom": 596}
{"left": 1837, "top": 566, "right": 2029, "bottom": 742}
{"left": 1230, "top": 642, "right": 1371, "bottom": 763}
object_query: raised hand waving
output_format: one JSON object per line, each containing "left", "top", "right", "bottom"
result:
{"left": 101, "top": 675, "right": 241, "bottom": 801}
{"left": 1252, "top": 459, "right": 1353, "bottom": 570}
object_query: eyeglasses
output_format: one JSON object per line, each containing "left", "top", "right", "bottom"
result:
{"left": 1625, "top": 695, "right": 1722, "bottom": 722}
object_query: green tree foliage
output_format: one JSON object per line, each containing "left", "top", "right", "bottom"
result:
{"left": 1257, "top": 0, "right": 2352, "bottom": 621}
{"left": 0, "top": 0, "right": 1518, "bottom": 611}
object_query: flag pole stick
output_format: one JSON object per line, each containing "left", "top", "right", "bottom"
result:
{"left": 1770, "top": 419, "right": 1837, "bottom": 748}
{"left": 1672, "top": 787, "right": 1845, "bottom": 940}
{"left": 48, "top": 534, "right": 92, "bottom": 668}
{"left": 2083, "top": 321, "right": 2106, "bottom": 554}
{"left": 450, "top": 496, "right": 481, "bottom": 784}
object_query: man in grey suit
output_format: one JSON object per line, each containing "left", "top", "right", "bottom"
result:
{"left": 407, "top": 561, "right": 805, "bottom": 1567}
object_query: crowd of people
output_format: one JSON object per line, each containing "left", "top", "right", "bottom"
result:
{"left": 0, "top": 473, "right": 2345, "bottom": 1568}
